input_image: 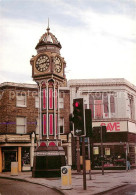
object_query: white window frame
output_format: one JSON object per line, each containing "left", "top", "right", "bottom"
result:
{"left": 35, "top": 96, "right": 39, "bottom": 108}
{"left": 59, "top": 98, "right": 64, "bottom": 109}
{"left": 16, "top": 117, "right": 26, "bottom": 134}
{"left": 16, "top": 93, "right": 27, "bottom": 107}
{"left": 35, "top": 117, "right": 40, "bottom": 135}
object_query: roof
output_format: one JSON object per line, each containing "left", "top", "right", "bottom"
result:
{"left": 0, "top": 82, "right": 37, "bottom": 89}
{"left": 68, "top": 78, "right": 136, "bottom": 89}
{"left": 35, "top": 26, "right": 61, "bottom": 50}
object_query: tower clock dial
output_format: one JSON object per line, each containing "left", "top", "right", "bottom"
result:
{"left": 54, "top": 56, "right": 62, "bottom": 73}
{"left": 35, "top": 55, "right": 50, "bottom": 72}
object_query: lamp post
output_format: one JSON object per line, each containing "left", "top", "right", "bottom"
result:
{"left": 100, "top": 126, "right": 104, "bottom": 175}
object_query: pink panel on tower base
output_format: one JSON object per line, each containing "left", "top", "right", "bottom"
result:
{"left": 49, "top": 114, "right": 53, "bottom": 135}
{"left": 49, "top": 142, "right": 56, "bottom": 146}
{"left": 55, "top": 114, "right": 58, "bottom": 135}
{"left": 43, "top": 114, "right": 47, "bottom": 135}
{"left": 49, "top": 88, "right": 53, "bottom": 109}
{"left": 43, "top": 89, "right": 46, "bottom": 109}
{"left": 55, "top": 89, "right": 58, "bottom": 110}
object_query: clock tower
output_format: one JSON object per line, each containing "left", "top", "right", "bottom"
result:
{"left": 30, "top": 23, "right": 66, "bottom": 177}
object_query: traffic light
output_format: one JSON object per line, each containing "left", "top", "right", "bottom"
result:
{"left": 73, "top": 98, "right": 85, "bottom": 137}
{"left": 85, "top": 109, "right": 92, "bottom": 137}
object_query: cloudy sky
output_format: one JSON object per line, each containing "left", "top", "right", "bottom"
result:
{"left": 0, "top": 0, "right": 136, "bottom": 85}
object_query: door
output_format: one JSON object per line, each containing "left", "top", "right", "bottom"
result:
{"left": 4, "top": 151, "right": 16, "bottom": 171}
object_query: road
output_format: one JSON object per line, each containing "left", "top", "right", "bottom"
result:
{"left": 103, "top": 184, "right": 136, "bottom": 195}
{"left": 0, "top": 178, "right": 61, "bottom": 195}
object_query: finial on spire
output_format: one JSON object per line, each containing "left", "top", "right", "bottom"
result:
{"left": 47, "top": 18, "right": 50, "bottom": 34}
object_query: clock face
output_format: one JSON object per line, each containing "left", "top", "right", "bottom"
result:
{"left": 54, "top": 56, "right": 62, "bottom": 73}
{"left": 35, "top": 55, "right": 50, "bottom": 72}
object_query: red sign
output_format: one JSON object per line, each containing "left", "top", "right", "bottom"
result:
{"left": 101, "top": 122, "right": 120, "bottom": 132}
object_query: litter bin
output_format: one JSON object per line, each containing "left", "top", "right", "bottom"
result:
{"left": 61, "top": 166, "right": 72, "bottom": 189}
{"left": 11, "top": 162, "right": 18, "bottom": 176}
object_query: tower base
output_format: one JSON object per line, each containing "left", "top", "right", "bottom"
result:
{"left": 32, "top": 145, "right": 66, "bottom": 178}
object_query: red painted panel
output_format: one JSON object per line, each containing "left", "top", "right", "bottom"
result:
{"left": 49, "top": 114, "right": 53, "bottom": 135}
{"left": 49, "top": 142, "right": 56, "bottom": 146}
{"left": 40, "top": 142, "right": 46, "bottom": 146}
{"left": 49, "top": 88, "right": 53, "bottom": 109}
{"left": 43, "top": 114, "right": 46, "bottom": 135}
{"left": 55, "top": 89, "right": 58, "bottom": 110}
{"left": 43, "top": 89, "right": 46, "bottom": 109}
{"left": 56, "top": 114, "right": 58, "bottom": 135}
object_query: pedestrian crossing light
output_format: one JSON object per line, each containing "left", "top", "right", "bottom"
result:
{"left": 73, "top": 98, "right": 85, "bottom": 137}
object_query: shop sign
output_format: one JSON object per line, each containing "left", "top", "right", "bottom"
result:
{"left": 100, "top": 122, "right": 120, "bottom": 132}
{"left": 93, "top": 121, "right": 127, "bottom": 132}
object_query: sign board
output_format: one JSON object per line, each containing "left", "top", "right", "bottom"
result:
{"left": 92, "top": 121, "right": 127, "bottom": 132}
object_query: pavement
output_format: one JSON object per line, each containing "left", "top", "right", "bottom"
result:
{"left": 0, "top": 169, "right": 136, "bottom": 195}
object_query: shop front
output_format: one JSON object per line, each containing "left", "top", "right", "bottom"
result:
{"left": 0, "top": 133, "right": 36, "bottom": 172}
{"left": 92, "top": 120, "right": 136, "bottom": 169}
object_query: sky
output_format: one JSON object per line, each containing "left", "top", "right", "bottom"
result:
{"left": 0, "top": 0, "right": 136, "bottom": 85}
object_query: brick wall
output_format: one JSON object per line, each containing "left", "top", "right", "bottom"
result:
{"left": 0, "top": 85, "right": 38, "bottom": 134}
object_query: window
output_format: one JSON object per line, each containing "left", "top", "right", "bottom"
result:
{"left": 59, "top": 118, "right": 64, "bottom": 134}
{"left": 16, "top": 93, "right": 26, "bottom": 107}
{"left": 22, "top": 147, "right": 30, "bottom": 166}
{"left": 103, "top": 94, "right": 109, "bottom": 113}
{"left": 35, "top": 96, "right": 39, "bottom": 108}
{"left": 128, "top": 94, "right": 134, "bottom": 119}
{"left": 59, "top": 92, "right": 64, "bottom": 109}
{"left": 89, "top": 93, "right": 115, "bottom": 119}
{"left": 110, "top": 95, "right": 115, "bottom": 113}
{"left": 89, "top": 93, "right": 103, "bottom": 119}
{"left": 16, "top": 117, "right": 26, "bottom": 134}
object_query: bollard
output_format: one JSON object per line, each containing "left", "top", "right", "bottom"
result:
{"left": 11, "top": 162, "right": 18, "bottom": 176}
{"left": 61, "top": 166, "right": 72, "bottom": 189}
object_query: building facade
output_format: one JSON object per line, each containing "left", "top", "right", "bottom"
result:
{"left": 68, "top": 78, "right": 136, "bottom": 169}
{"left": 0, "top": 82, "right": 71, "bottom": 172}
{"left": 0, "top": 82, "right": 38, "bottom": 172}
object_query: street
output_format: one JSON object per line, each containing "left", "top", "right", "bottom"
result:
{"left": 0, "top": 178, "right": 61, "bottom": 195}
{"left": 103, "top": 184, "right": 136, "bottom": 195}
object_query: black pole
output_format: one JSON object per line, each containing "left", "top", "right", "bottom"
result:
{"left": 77, "top": 137, "right": 81, "bottom": 172}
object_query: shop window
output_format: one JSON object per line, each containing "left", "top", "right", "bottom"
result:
{"left": 16, "top": 93, "right": 26, "bottom": 107}
{"left": 16, "top": 117, "right": 26, "bottom": 134}
{"left": 60, "top": 118, "right": 64, "bottom": 134}
{"left": 22, "top": 147, "right": 30, "bottom": 166}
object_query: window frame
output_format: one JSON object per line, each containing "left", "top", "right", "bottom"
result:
{"left": 16, "top": 117, "right": 27, "bottom": 134}
{"left": 16, "top": 93, "right": 27, "bottom": 107}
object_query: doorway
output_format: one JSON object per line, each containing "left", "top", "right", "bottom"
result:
{"left": 3, "top": 150, "right": 16, "bottom": 171}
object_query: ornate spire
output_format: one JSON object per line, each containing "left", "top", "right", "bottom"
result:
{"left": 46, "top": 18, "right": 50, "bottom": 35}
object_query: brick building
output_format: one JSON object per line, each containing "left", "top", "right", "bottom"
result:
{"left": 0, "top": 82, "right": 71, "bottom": 172}
{"left": 0, "top": 82, "right": 38, "bottom": 172}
